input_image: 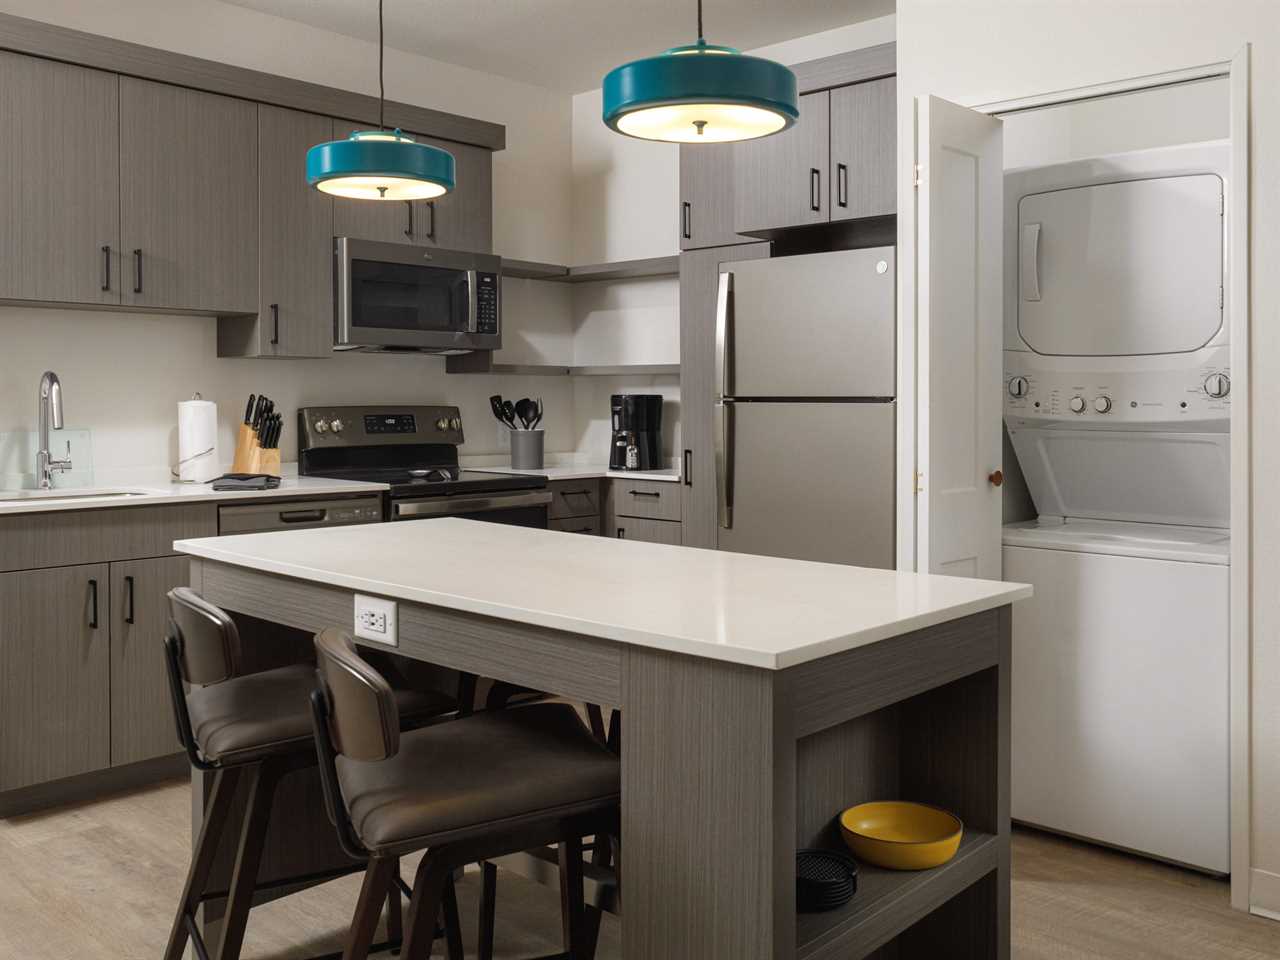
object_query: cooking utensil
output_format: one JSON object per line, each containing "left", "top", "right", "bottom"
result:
{"left": 839, "top": 802, "right": 964, "bottom": 870}
{"left": 489, "top": 395, "right": 509, "bottom": 427}
{"left": 515, "top": 398, "right": 537, "bottom": 430}
{"left": 531, "top": 397, "right": 544, "bottom": 429}
{"left": 243, "top": 394, "right": 255, "bottom": 425}
{"left": 501, "top": 400, "right": 518, "bottom": 430}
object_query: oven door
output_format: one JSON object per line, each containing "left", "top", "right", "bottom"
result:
{"left": 335, "top": 237, "right": 501, "bottom": 352}
{"left": 391, "top": 490, "right": 552, "bottom": 528}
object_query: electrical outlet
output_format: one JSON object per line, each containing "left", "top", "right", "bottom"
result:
{"left": 353, "top": 594, "right": 398, "bottom": 646}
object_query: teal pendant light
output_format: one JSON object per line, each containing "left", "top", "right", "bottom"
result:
{"left": 306, "top": 0, "right": 455, "bottom": 200}
{"left": 602, "top": 0, "right": 798, "bottom": 143}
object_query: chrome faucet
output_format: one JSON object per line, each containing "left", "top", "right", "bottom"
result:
{"left": 36, "top": 370, "right": 72, "bottom": 489}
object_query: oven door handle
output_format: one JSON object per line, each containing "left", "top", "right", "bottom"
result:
{"left": 393, "top": 490, "right": 553, "bottom": 519}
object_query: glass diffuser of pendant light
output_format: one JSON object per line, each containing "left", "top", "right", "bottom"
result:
{"left": 306, "top": 0, "right": 455, "bottom": 199}
{"left": 601, "top": 0, "right": 798, "bottom": 144}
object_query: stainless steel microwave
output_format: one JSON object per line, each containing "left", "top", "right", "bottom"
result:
{"left": 334, "top": 237, "right": 501, "bottom": 353}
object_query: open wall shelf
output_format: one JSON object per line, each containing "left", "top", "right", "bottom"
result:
{"left": 445, "top": 356, "right": 679, "bottom": 377}
{"left": 502, "top": 255, "right": 678, "bottom": 283}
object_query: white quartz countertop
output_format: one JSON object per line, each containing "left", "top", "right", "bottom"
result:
{"left": 0, "top": 473, "right": 388, "bottom": 515}
{"left": 471, "top": 464, "right": 682, "bottom": 483}
{"left": 175, "top": 518, "right": 1031, "bottom": 669}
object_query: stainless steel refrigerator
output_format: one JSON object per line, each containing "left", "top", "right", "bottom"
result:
{"left": 714, "top": 246, "right": 896, "bottom": 567}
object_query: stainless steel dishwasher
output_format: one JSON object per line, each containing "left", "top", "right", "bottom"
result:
{"left": 217, "top": 495, "right": 383, "bottom": 534}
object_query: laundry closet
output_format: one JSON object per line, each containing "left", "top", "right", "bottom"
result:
{"left": 997, "top": 79, "right": 1232, "bottom": 873}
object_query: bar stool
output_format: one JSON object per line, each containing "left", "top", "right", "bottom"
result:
{"left": 161, "top": 587, "right": 460, "bottom": 960}
{"left": 311, "top": 627, "right": 621, "bottom": 960}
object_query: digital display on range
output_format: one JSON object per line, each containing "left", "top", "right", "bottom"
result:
{"left": 364, "top": 414, "right": 416, "bottom": 434}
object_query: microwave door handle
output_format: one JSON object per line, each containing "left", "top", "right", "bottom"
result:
{"left": 467, "top": 269, "right": 479, "bottom": 333}
{"left": 714, "top": 270, "right": 733, "bottom": 401}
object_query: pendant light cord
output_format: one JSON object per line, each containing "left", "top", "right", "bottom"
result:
{"left": 377, "top": 0, "right": 385, "bottom": 130}
{"left": 696, "top": 0, "right": 704, "bottom": 41}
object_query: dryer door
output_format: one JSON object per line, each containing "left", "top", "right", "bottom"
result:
{"left": 1017, "top": 174, "right": 1223, "bottom": 356}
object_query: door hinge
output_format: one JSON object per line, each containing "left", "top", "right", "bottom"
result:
{"left": 913, "top": 164, "right": 924, "bottom": 188}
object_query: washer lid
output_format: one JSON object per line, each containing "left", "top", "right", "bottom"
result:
{"left": 1002, "top": 518, "right": 1229, "bottom": 564}
{"left": 1017, "top": 174, "right": 1224, "bottom": 356}
{"left": 1007, "top": 425, "right": 1228, "bottom": 528}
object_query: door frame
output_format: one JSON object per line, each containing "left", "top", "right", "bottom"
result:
{"left": 903, "top": 47, "right": 1252, "bottom": 909}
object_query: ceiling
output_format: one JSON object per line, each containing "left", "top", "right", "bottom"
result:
{"left": 221, "top": 0, "right": 893, "bottom": 92}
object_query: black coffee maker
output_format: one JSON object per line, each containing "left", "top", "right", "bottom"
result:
{"left": 610, "top": 394, "right": 664, "bottom": 470}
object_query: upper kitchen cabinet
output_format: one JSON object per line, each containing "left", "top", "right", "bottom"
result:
{"left": 332, "top": 120, "right": 493, "bottom": 253}
{"left": 679, "top": 142, "right": 750, "bottom": 250}
{"left": 830, "top": 76, "right": 896, "bottom": 222}
{"left": 733, "top": 77, "right": 896, "bottom": 235}
{"left": 119, "top": 78, "right": 258, "bottom": 314}
{"left": 219, "top": 105, "right": 334, "bottom": 358}
{"left": 733, "top": 90, "right": 830, "bottom": 234}
{"left": 0, "top": 53, "right": 120, "bottom": 305}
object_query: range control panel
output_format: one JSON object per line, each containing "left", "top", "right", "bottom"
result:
{"left": 298, "top": 405, "right": 464, "bottom": 448}
{"left": 1003, "top": 349, "right": 1231, "bottom": 425}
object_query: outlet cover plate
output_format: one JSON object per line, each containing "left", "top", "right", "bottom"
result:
{"left": 353, "top": 594, "right": 398, "bottom": 646}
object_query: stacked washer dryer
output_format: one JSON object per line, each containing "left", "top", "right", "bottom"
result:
{"left": 1002, "top": 141, "right": 1231, "bottom": 873}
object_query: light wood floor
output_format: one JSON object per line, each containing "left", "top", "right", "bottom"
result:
{"left": 0, "top": 777, "right": 1277, "bottom": 959}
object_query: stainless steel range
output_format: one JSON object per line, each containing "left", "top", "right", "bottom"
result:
{"left": 297, "top": 405, "right": 550, "bottom": 526}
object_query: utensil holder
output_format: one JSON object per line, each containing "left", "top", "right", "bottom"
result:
{"left": 510, "top": 429, "right": 544, "bottom": 470}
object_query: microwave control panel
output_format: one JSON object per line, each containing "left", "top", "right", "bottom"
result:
{"left": 476, "top": 272, "right": 499, "bottom": 335}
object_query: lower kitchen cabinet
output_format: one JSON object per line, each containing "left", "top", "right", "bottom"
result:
{"left": 548, "top": 479, "right": 603, "bottom": 534}
{"left": 611, "top": 515, "right": 683, "bottom": 545}
{"left": 550, "top": 516, "right": 602, "bottom": 536}
{"left": 110, "top": 556, "right": 190, "bottom": 767}
{"left": 0, "top": 563, "right": 110, "bottom": 792}
{"left": 606, "top": 478, "right": 683, "bottom": 544}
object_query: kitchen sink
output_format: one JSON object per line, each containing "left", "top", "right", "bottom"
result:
{"left": 0, "top": 487, "right": 155, "bottom": 503}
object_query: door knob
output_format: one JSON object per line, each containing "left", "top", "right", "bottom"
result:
{"left": 988, "top": 470, "right": 1004, "bottom": 488}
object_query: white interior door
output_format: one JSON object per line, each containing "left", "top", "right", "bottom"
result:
{"left": 916, "top": 96, "right": 1004, "bottom": 579}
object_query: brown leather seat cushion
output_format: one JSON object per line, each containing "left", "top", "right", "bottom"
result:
{"left": 188, "top": 663, "right": 454, "bottom": 764}
{"left": 336, "top": 703, "right": 620, "bottom": 852}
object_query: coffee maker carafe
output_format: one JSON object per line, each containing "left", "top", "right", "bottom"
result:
{"left": 610, "top": 394, "right": 663, "bottom": 470}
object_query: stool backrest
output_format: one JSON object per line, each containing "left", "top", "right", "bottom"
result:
{"left": 167, "top": 587, "right": 240, "bottom": 685}
{"left": 314, "top": 627, "right": 400, "bottom": 762}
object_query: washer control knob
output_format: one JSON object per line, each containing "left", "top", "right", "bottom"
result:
{"left": 1204, "top": 373, "right": 1231, "bottom": 399}
{"left": 329, "top": 418, "right": 344, "bottom": 433}
{"left": 435, "top": 417, "right": 450, "bottom": 431}
{"left": 314, "top": 419, "right": 329, "bottom": 434}
{"left": 1093, "top": 396, "right": 1112, "bottom": 414}
{"left": 1007, "top": 376, "right": 1029, "bottom": 398}
{"left": 1068, "top": 395, "right": 1086, "bottom": 414}
{"left": 449, "top": 417, "right": 462, "bottom": 430}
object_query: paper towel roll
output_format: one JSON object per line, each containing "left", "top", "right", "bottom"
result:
{"left": 177, "top": 398, "right": 219, "bottom": 483}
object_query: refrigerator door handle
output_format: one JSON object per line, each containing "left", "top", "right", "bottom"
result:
{"left": 715, "top": 401, "right": 734, "bottom": 529}
{"left": 714, "top": 270, "right": 733, "bottom": 400}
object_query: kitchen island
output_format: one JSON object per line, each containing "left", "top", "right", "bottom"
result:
{"left": 175, "top": 519, "right": 1029, "bottom": 960}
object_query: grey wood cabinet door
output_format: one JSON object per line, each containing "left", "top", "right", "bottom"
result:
{"left": 110, "top": 556, "right": 188, "bottom": 767}
{"left": 0, "top": 563, "right": 110, "bottom": 791}
{"left": 679, "top": 142, "right": 747, "bottom": 250}
{"left": 612, "top": 516, "right": 683, "bottom": 546}
{"left": 0, "top": 53, "right": 120, "bottom": 305}
{"left": 679, "top": 242, "right": 770, "bottom": 548}
{"left": 733, "top": 90, "right": 830, "bottom": 234}
{"left": 120, "top": 78, "right": 258, "bottom": 314}
{"left": 254, "top": 105, "right": 334, "bottom": 357}
{"left": 831, "top": 77, "right": 896, "bottom": 222}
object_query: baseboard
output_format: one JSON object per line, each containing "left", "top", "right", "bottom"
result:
{"left": 0, "top": 753, "right": 188, "bottom": 817}
{"left": 1250, "top": 868, "right": 1280, "bottom": 921}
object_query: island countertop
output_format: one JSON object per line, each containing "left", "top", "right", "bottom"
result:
{"left": 175, "top": 517, "right": 1030, "bottom": 669}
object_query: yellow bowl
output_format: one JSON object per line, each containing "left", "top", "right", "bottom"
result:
{"left": 839, "top": 802, "right": 964, "bottom": 871}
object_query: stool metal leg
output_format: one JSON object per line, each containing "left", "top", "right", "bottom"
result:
{"left": 214, "top": 760, "right": 283, "bottom": 960}
{"left": 386, "top": 858, "right": 404, "bottom": 952}
{"left": 163, "top": 765, "right": 244, "bottom": 960}
{"left": 401, "top": 856, "right": 453, "bottom": 960}
{"left": 478, "top": 861, "right": 498, "bottom": 960}
{"left": 343, "top": 857, "right": 396, "bottom": 960}
{"left": 559, "top": 838, "right": 587, "bottom": 959}
{"left": 441, "top": 873, "right": 465, "bottom": 960}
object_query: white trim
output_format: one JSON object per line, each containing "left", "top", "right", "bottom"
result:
{"left": 1251, "top": 867, "right": 1280, "bottom": 918}
{"left": 976, "top": 61, "right": 1232, "bottom": 116}
{"left": 895, "top": 87, "right": 919, "bottom": 572}
{"left": 1228, "top": 43, "right": 1253, "bottom": 914}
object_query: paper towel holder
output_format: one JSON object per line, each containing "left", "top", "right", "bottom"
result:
{"left": 173, "top": 392, "right": 218, "bottom": 483}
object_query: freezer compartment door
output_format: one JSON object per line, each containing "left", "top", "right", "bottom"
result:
{"left": 716, "top": 401, "right": 895, "bottom": 567}
{"left": 720, "top": 247, "right": 895, "bottom": 399}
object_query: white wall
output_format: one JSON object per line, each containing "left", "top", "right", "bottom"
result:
{"left": 896, "top": 0, "right": 1280, "bottom": 913}
{"left": 0, "top": 0, "right": 577, "bottom": 477}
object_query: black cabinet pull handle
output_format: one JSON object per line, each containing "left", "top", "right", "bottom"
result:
{"left": 426, "top": 200, "right": 436, "bottom": 240}
{"left": 101, "top": 245, "right": 111, "bottom": 291}
{"left": 404, "top": 200, "right": 414, "bottom": 238}
{"left": 809, "top": 168, "right": 821, "bottom": 212}
{"left": 681, "top": 201, "right": 692, "bottom": 240}
{"left": 629, "top": 489, "right": 661, "bottom": 498}
{"left": 562, "top": 488, "right": 592, "bottom": 497}
{"left": 616, "top": 527, "right": 625, "bottom": 539}
{"left": 270, "top": 303, "right": 280, "bottom": 345}
{"left": 837, "top": 162, "right": 849, "bottom": 208}
{"left": 124, "top": 575, "right": 135, "bottom": 625}
{"left": 88, "top": 578, "right": 99, "bottom": 629}
{"left": 133, "top": 249, "right": 143, "bottom": 293}
{"left": 683, "top": 449, "right": 692, "bottom": 486}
